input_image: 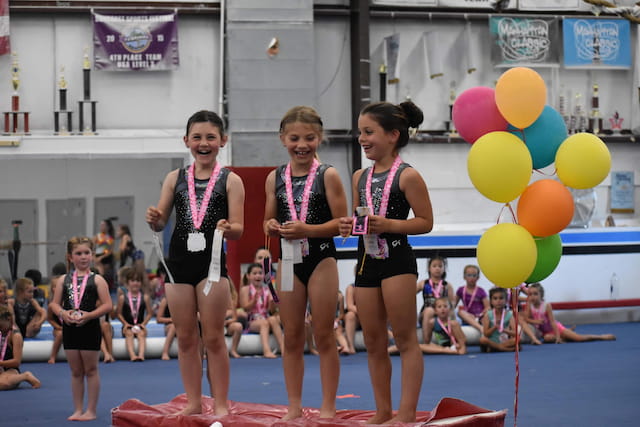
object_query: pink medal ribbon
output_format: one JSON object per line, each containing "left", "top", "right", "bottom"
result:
{"left": 494, "top": 308, "right": 506, "bottom": 332}
{"left": 430, "top": 279, "right": 444, "bottom": 298}
{"left": 128, "top": 292, "right": 142, "bottom": 324}
{"left": 436, "top": 318, "right": 457, "bottom": 346}
{"left": 0, "top": 331, "right": 8, "bottom": 361}
{"left": 284, "top": 159, "right": 320, "bottom": 225}
{"left": 250, "top": 284, "right": 270, "bottom": 318}
{"left": 365, "top": 156, "right": 402, "bottom": 221}
{"left": 187, "top": 162, "right": 222, "bottom": 231}
{"left": 463, "top": 286, "right": 478, "bottom": 312}
{"left": 72, "top": 271, "right": 89, "bottom": 312}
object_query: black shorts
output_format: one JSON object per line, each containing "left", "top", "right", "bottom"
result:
{"left": 63, "top": 319, "right": 102, "bottom": 351}
{"left": 293, "top": 239, "right": 337, "bottom": 286}
{"left": 168, "top": 251, "right": 228, "bottom": 286}
{"left": 354, "top": 239, "right": 417, "bottom": 288}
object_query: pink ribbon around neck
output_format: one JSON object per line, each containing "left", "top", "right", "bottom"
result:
{"left": 365, "top": 156, "right": 402, "bottom": 219}
{"left": 437, "top": 317, "right": 457, "bottom": 347}
{"left": 187, "top": 162, "right": 222, "bottom": 231}
{"left": 284, "top": 159, "right": 319, "bottom": 224}
{"left": 128, "top": 292, "right": 142, "bottom": 324}
{"left": 493, "top": 308, "right": 506, "bottom": 332}
{"left": 72, "top": 271, "right": 89, "bottom": 311}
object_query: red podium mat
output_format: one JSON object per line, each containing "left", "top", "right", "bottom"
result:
{"left": 112, "top": 394, "right": 506, "bottom": 426}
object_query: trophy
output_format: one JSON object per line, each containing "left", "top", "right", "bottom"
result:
{"left": 570, "top": 93, "right": 587, "bottom": 134}
{"left": 3, "top": 52, "right": 31, "bottom": 134}
{"left": 54, "top": 66, "right": 73, "bottom": 135}
{"left": 558, "top": 85, "right": 570, "bottom": 131}
{"left": 78, "top": 47, "right": 98, "bottom": 135}
{"left": 588, "top": 84, "right": 602, "bottom": 135}
{"left": 609, "top": 111, "right": 623, "bottom": 135}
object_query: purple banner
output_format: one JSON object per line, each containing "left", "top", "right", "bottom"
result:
{"left": 93, "top": 10, "right": 179, "bottom": 71}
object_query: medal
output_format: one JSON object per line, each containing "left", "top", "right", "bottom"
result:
{"left": 186, "top": 162, "right": 222, "bottom": 252}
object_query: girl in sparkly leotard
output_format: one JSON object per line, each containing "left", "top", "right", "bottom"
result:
{"left": 264, "top": 106, "right": 348, "bottom": 420}
{"left": 339, "top": 101, "right": 434, "bottom": 424}
{"left": 146, "top": 111, "right": 245, "bottom": 416}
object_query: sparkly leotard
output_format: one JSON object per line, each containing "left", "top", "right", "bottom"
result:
{"left": 61, "top": 273, "right": 101, "bottom": 351}
{"left": 354, "top": 162, "right": 418, "bottom": 287}
{"left": 168, "top": 166, "right": 230, "bottom": 286}
{"left": 275, "top": 163, "right": 337, "bottom": 285}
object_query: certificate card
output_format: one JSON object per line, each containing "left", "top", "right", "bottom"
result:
{"left": 610, "top": 171, "right": 634, "bottom": 213}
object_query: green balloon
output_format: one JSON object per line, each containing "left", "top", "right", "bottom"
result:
{"left": 526, "top": 234, "right": 562, "bottom": 283}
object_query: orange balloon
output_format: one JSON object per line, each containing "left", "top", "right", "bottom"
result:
{"left": 495, "top": 67, "right": 547, "bottom": 129}
{"left": 517, "top": 179, "right": 574, "bottom": 237}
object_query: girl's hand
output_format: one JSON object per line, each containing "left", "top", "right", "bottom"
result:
{"left": 146, "top": 206, "right": 164, "bottom": 231}
{"left": 265, "top": 219, "right": 281, "bottom": 237}
{"left": 338, "top": 216, "right": 353, "bottom": 237}
{"left": 217, "top": 219, "right": 232, "bottom": 234}
{"left": 280, "top": 220, "right": 306, "bottom": 240}
{"left": 367, "top": 215, "right": 390, "bottom": 235}
{"left": 60, "top": 310, "right": 75, "bottom": 325}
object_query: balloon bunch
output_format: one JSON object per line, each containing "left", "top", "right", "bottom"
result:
{"left": 453, "top": 67, "right": 612, "bottom": 289}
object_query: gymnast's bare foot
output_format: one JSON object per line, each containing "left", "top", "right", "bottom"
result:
{"left": 281, "top": 407, "right": 303, "bottom": 421}
{"left": 214, "top": 403, "right": 229, "bottom": 416}
{"left": 77, "top": 411, "right": 97, "bottom": 421}
{"left": 319, "top": 406, "right": 336, "bottom": 419}
{"left": 175, "top": 404, "right": 202, "bottom": 416}
{"left": 601, "top": 334, "right": 616, "bottom": 340}
{"left": 230, "top": 350, "right": 241, "bottom": 358}
{"left": 366, "top": 411, "right": 393, "bottom": 425}
{"left": 47, "top": 357, "right": 56, "bottom": 364}
{"left": 25, "top": 372, "right": 41, "bottom": 389}
{"left": 263, "top": 351, "right": 278, "bottom": 359}
{"left": 385, "top": 412, "right": 416, "bottom": 424}
{"left": 67, "top": 411, "right": 84, "bottom": 421}
{"left": 161, "top": 353, "right": 171, "bottom": 360}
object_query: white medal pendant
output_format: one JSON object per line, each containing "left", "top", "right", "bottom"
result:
{"left": 187, "top": 232, "right": 206, "bottom": 252}
{"left": 280, "top": 239, "right": 295, "bottom": 292}
{"left": 292, "top": 239, "right": 303, "bottom": 264}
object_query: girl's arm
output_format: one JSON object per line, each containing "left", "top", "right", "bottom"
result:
{"left": 156, "top": 298, "right": 171, "bottom": 324}
{"left": 141, "top": 295, "right": 153, "bottom": 326}
{"left": 48, "top": 275, "right": 74, "bottom": 325}
{"left": 416, "top": 279, "right": 424, "bottom": 293}
{"left": 146, "top": 169, "right": 178, "bottom": 232}
{"left": 506, "top": 315, "right": 518, "bottom": 337}
{"left": 367, "top": 168, "right": 434, "bottom": 236}
{"left": 482, "top": 313, "right": 495, "bottom": 337}
{"left": 116, "top": 293, "right": 130, "bottom": 327}
{"left": 238, "top": 287, "right": 254, "bottom": 311}
{"left": 454, "top": 289, "right": 462, "bottom": 310}
{"left": 82, "top": 275, "right": 113, "bottom": 322}
{"left": 47, "top": 305, "right": 62, "bottom": 329}
{"left": 447, "top": 284, "right": 456, "bottom": 308}
{"left": 0, "top": 333, "right": 24, "bottom": 370}
{"left": 337, "top": 293, "right": 345, "bottom": 322}
{"left": 263, "top": 170, "right": 282, "bottom": 237}
{"left": 31, "top": 299, "right": 47, "bottom": 326}
{"left": 546, "top": 303, "right": 561, "bottom": 342}
{"left": 218, "top": 171, "right": 245, "bottom": 241}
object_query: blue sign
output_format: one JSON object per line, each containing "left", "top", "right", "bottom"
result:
{"left": 562, "top": 18, "right": 631, "bottom": 69}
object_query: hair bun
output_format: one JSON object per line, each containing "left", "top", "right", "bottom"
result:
{"left": 399, "top": 101, "right": 424, "bottom": 129}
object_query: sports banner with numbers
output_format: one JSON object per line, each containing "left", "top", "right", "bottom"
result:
{"left": 93, "top": 10, "right": 179, "bottom": 71}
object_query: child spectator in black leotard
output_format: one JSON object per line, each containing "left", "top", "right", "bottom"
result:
{"left": 146, "top": 110, "right": 245, "bottom": 416}
{"left": 0, "top": 305, "right": 41, "bottom": 390}
{"left": 49, "top": 236, "right": 112, "bottom": 421}
{"left": 12, "top": 277, "right": 46, "bottom": 338}
{"left": 24, "top": 269, "right": 46, "bottom": 309}
{"left": 339, "top": 101, "right": 434, "bottom": 424}
{"left": 117, "top": 269, "right": 152, "bottom": 361}
{"left": 264, "top": 106, "right": 348, "bottom": 420}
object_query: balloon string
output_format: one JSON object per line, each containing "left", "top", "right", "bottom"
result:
{"left": 497, "top": 202, "right": 518, "bottom": 224}
{"left": 512, "top": 290, "right": 520, "bottom": 427}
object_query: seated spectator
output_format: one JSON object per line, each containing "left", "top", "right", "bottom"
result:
{"left": 225, "top": 280, "right": 243, "bottom": 358}
{"left": 0, "top": 305, "right": 41, "bottom": 390}
{"left": 335, "top": 290, "right": 350, "bottom": 355}
{"left": 343, "top": 282, "right": 359, "bottom": 354}
{"left": 417, "top": 256, "right": 455, "bottom": 344}
{"left": 24, "top": 269, "right": 46, "bottom": 309}
{"left": 239, "top": 263, "right": 283, "bottom": 358}
{"left": 116, "top": 269, "right": 152, "bottom": 361}
{"left": 454, "top": 265, "right": 489, "bottom": 333}
{"left": 148, "top": 263, "right": 167, "bottom": 317}
{"left": 479, "top": 288, "right": 518, "bottom": 352}
{"left": 12, "top": 278, "right": 46, "bottom": 338}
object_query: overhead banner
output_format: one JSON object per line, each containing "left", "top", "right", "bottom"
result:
{"left": 562, "top": 18, "right": 631, "bottom": 69}
{"left": 384, "top": 33, "right": 401, "bottom": 84}
{"left": 93, "top": 10, "right": 179, "bottom": 71}
{"left": 0, "top": 0, "right": 9, "bottom": 55}
{"left": 490, "top": 16, "right": 560, "bottom": 67}
{"left": 518, "top": 0, "right": 590, "bottom": 11}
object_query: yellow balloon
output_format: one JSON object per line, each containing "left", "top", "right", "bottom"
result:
{"left": 495, "top": 67, "right": 547, "bottom": 129}
{"left": 477, "top": 223, "right": 537, "bottom": 288}
{"left": 556, "top": 133, "right": 611, "bottom": 189}
{"left": 467, "top": 131, "right": 532, "bottom": 203}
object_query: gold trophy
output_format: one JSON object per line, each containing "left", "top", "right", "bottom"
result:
{"left": 54, "top": 66, "right": 73, "bottom": 135}
{"left": 79, "top": 46, "right": 98, "bottom": 135}
{"left": 3, "top": 52, "right": 30, "bottom": 134}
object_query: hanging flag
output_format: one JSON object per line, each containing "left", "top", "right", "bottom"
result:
{"left": 93, "top": 10, "right": 179, "bottom": 71}
{"left": 423, "top": 31, "right": 443, "bottom": 79}
{"left": 490, "top": 16, "right": 560, "bottom": 67}
{"left": 0, "top": 0, "right": 10, "bottom": 56}
{"left": 563, "top": 18, "right": 631, "bottom": 69}
{"left": 384, "top": 33, "right": 400, "bottom": 84}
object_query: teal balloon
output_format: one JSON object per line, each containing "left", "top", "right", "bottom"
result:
{"left": 509, "top": 105, "right": 567, "bottom": 169}
{"left": 526, "top": 234, "right": 562, "bottom": 283}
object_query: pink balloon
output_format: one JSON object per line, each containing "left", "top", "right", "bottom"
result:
{"left": 453, "top": 87, "right": 509, "bottom": 144}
